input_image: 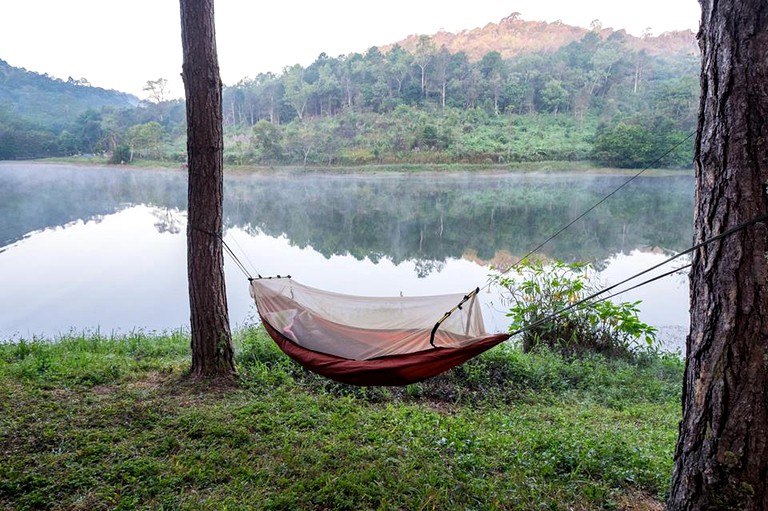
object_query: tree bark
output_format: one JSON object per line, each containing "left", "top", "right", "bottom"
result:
{"left": 179, "top": 0, "right": 235, "bottom": 380}
{"left": 668, "top": 1, "right": 768, "bottom": 509}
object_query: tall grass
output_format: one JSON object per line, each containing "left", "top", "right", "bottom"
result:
{"left": 0, "top": 330, "right": 190, "bottom": 386}
{"left": 0, "top": 327, "right": 682, "bottom": 510}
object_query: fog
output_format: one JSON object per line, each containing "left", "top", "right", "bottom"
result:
{"left": 0, "top": 163, "right": 694, "bottom": 348}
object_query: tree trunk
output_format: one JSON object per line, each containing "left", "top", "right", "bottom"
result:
{"left": 179, "top": 0, "right": 235, "bottom": 380}
{"left": 441, "top": 81, "right": 446, "bottom": 112}
{"left": 668, "top": 1, "right": 768, "bottom": 509}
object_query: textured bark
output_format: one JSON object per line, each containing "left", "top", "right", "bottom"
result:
{"left": 667, "top": 1, "right": 768, "bottom": 509}
{"left": 180, "top": 0, "right": 235, "bottom": 379}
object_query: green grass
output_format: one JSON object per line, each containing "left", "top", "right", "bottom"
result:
{"left": 0, "top": 328, "right": 682, "bottom": 510}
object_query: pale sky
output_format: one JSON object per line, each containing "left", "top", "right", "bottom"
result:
{"left": 1, "top": 0, "right": 700, "bottom": 100}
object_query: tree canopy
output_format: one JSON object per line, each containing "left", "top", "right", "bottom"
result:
{"left": 0, "top": 22, "right": 699, "bottom": 168}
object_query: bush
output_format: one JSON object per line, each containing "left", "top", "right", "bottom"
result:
{"left": 109, "top": 143, "right": 131, "bottom": 164}
{"left": 591, "top": 118, "right": 693, "bottom": 169}
{"left": 492, "top": 258, "right": 658, "bottom": 358}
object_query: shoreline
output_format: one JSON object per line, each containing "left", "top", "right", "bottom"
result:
{"left": 1, "top": 157, "right": 694, "bottom": 178}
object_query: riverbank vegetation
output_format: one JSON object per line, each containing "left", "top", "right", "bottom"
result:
{"left": 494, "top": 258, "right": 660, "bottom": 358}
{"left": 1, "top": 328, "right": 682, "bottom": 510}
{"left": 1, "top": 18, "right": 698, "bottom": 169}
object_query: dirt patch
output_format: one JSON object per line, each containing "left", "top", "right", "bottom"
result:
{"left": 614, "top": 491, "right": 665, "bottom": 511}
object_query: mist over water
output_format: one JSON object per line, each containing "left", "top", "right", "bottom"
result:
{"left": 0, "top": 162, "right": 693, "bottom": 351}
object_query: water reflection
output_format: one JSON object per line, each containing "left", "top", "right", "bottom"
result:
{"left": 0, "top": 206, "right": 189, "bottom": 337}
{"left": 226, "top": 172, "right": 694, "bottom": 271}
{"left": 0, "top": 163, "right": 693, "bottom": 350}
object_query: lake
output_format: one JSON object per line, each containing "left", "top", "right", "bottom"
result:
{"left": 0, "top": 162, "right": 693, "bottom": 351}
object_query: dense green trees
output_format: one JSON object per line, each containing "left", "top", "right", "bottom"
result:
{"left": 0, "top": 58, "right": 135, "bottom": 159}
{"left": 592, "top": 117, "right": 692, "bottom": 168}
{"left": 0, "top": 108, "right": 59, "bottom": 159}
{"left": 127, "top": 121, "right": 166, "bottom": 160}
{"left": 0, "top": 25, "right": 699, "bottom": 168}
{"left": 213, "top": 28, "right": 697, "bottom": 167}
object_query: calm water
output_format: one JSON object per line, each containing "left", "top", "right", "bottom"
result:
{"left": 0, "top": 162, "right": 693, "bottom": 351}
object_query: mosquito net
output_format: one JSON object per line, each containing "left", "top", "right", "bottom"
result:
{"left": 250, "top": 277, "right": 489, "bottom": 361}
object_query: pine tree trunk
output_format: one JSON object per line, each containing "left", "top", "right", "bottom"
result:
{"left": 179, "top": 0, "right": 235, "bottom": 380}
{"left": 667, "top": 1, "right": 768, "bottom": 508}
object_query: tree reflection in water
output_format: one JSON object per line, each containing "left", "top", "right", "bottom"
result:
{"left": 0, "top": 163, "right": 693, "bottom": 347}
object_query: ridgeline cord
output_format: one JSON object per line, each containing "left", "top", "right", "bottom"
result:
{"left": 429, "top": 288, "right": 480, "bottom": 348}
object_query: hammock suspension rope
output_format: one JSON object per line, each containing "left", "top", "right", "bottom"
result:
{"left": 491, "top": 131, "right": 695, "bottom": 281}
{"left": 187, "top": 129, "right": 768, "bottom": 385}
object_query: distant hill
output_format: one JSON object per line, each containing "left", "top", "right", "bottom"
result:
{"left": 0, "top": 13, "right": 700, "bottom": 167}
{"left": 0, "top": 59, "right": 138, "bottom": 129}
{"left": 384, "top": 13, "right": 699, "bottom": 60}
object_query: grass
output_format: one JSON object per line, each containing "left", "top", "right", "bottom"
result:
{"left": 0, "top": 328, "right": 683, "bottom": 510}
{"left": 34, "top": 155, "right": 692, "bottom": 177}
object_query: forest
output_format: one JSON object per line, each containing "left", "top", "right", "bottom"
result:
{"left": 0, "top": 18, "right": 700, "bottom": 168}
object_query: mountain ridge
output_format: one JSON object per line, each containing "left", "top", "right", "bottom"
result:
{"left": 0, "top": 13, "right": 699, "bottom": 165}
{"left": 381, "top": 13, "right": 698, "bottom": 60}
{"left": 0, "top": 58, "right": 137, "bottom": 128}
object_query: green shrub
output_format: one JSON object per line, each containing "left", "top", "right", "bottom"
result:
{"left": 591, "top": 118, "right": 693, "bottom": 169}
{"left": 492, "top": 258, "right": 658, "bottom": 358}
{"left": 108, "top": 143, "right": 131, "bottom": 164}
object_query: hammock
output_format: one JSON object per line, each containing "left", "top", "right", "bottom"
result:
{"left": 250, "top": 277, "right": 510, "bottom": 386}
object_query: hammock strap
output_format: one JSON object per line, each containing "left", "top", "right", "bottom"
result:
{"left": 430, "top": 287, "right": 480, "bottom": 348}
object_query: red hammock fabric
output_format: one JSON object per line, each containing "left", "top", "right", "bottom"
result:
{"left": 251, "top": 277, "right": 510, "bottom": 386}
{"left": 261, "top": 316, "right": 510, "bottom": 386}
